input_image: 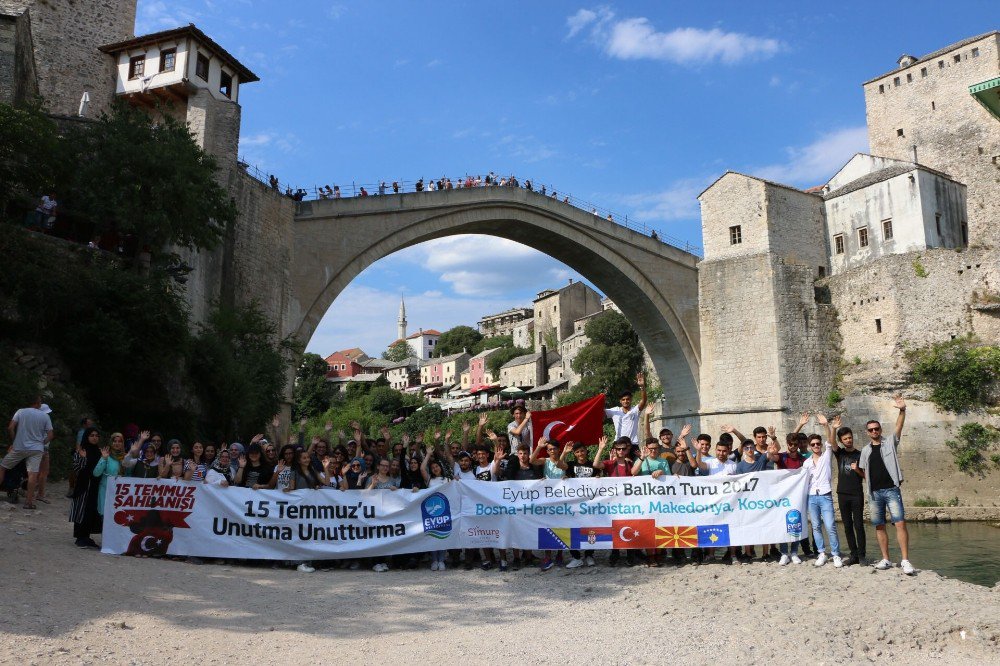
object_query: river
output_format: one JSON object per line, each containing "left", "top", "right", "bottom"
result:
{"left": 858, "top": 521, "right": 1000, "bottom": 587}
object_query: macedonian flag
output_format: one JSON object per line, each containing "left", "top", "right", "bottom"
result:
{"left": 655, "top": 525, "right": 698, "bottom": 549}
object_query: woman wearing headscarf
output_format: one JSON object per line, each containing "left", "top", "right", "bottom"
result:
{"left": 69, "top": 427, "right": 102, "bottom": 548}
{"left": 93, "top": 435, "right": 122, "bottom": 526}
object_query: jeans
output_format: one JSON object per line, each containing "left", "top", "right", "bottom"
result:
{"left": 807, "top": 493, "right": 840, "bottom": 556}
{"left": 870, "top": 486, "right": 905, "bottom": 526}
{"left": 779, "top": 541, "right": 799, "bottom": 555}
{"left": 838, "top": 493, "right": 866, "bottom": 558}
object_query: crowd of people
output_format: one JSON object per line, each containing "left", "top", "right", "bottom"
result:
{"left": 2, "top": 380, "right": 914, "bottom": 575}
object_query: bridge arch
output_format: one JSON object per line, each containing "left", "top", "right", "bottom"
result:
{"left": 290, "top": 187, "right": 701, "bottom": 413}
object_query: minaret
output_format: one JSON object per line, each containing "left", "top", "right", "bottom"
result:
{"left": 397, "top": 294, "right": 407, "bottom": 341}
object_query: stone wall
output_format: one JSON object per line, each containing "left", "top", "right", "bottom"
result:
{"left": 863, "top": 32, "right": 1000, "bottom": 246}
{"left": 25, "top": 0, "right": 136, "bottom": 117}
{"left": 0, "top": 9, "right": 38, "bottom": 105}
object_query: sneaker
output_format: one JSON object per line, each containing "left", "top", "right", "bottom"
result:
{"left": 874, "top": 558, "right": 893, "bottom": 570}
{"left": 74, "top": 538, "right": 90, "bottom": 548}
{"left": 726, "top": 556, "right": 737, "bottom": 565}
{"left": 585, "top": 556, "right": 596, "bottom": 567}
{"left": 499, "top": 560, "right": 509, "bottom": 572}
{"left": 430, "top": 561, "right": 439, "bottom": 571}
{"left": 779, "top": 554, "right": 790, "bottom": 566}
{"left": 841, "top": 556, "right": 858, "bottom": 567}
{"left": 901, "top": 559, "right": 915, "bottom": 575}
{"left": 372, "top": 563, "right": 389, "bottom": 572}
{"left": 439, "top": 561, "right": 446, "bottom": 571}
{"left": 832, "top": 555, "right": 843, "bottom": 568}
{"left": 565, "top": 558, "right": 584, "bottom": 569}
{"left": 791, "top": 555, "right": 802, "bottom": 565}
{"left": 296, "top": 563, "right": 315, "bottom": 573}
{"left": 540, "top": 558, "right": 555, "bottom": 572}
{"left": 480, "top": 561, "right": 494, "bottom": 571}
{"left": 814, "top": 553, "right": 828, "bottom": 567}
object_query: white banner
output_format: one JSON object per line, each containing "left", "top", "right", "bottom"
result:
{"left": 101, "top": 470, "right": 808, "bottom": 559}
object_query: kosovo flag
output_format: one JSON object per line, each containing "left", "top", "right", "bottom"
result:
{"left": 697, "top": 525, "right": 730, "bottom": 548}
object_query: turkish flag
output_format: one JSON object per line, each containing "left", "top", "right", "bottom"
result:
{"left": 611, "top": 519, "right": 657, "bottom": 549}
{"left": 530, "top": 394, "right": 606, "bottom": 457}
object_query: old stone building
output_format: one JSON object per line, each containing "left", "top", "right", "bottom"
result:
{"left": 531, "top": 280, "right": 603, "bottom": 352}
{"left": 477, "top": 307, "right": 532, "bottom": 338}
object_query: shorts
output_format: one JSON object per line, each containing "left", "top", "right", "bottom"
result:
{"left": 870, "top": 486, "right": 905, "bottom": 526}
{"left": 1, "top": 449, "right": 44, "bottom": 474}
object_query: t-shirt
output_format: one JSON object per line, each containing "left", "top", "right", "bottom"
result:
{"left": 602, "top": 458, "right": 633, "bottom": 477}
{"left": 511, "top": 464, "right": 538, "bottom": 481}
{"left": 507, "top": 420, "right": 533, "bottom": 452}
{"left": 778, "top": 453, "right": 804, "bottom": 470}
{"left": 735, "top": 452, "right": 770, "bottom": 474}
{"left": 566, "top": 461, "right": 599, "bottom": 478}
{"left": 474, "top": 464, "right": 495, "bottom": 481}
{"left": 635, "top": 457, "right": 671, "bottom": 476}
{"left": 11, "top": 407, "right": 53, "bottom": 452}
{"left": 671, "top": 460, "right": 693, "bottom": 476}
{"left": 700, "top": 456, "right": 735, "bottom": 476}
{"left": 274, "top": 466, "right": 293, "bottom": 491}
{"left": 834, "top": 448, "right": 863, "bottom": 495}
{"left": 543, "top": 459, "right": 565, "bottom": 480}
{"left": 242, "top": 464, "right": 273, "bottom": 488}
{"left": 455, "top": 468, "right": 476, "bottom": 481}
{"left": 428, "top": 476, "right": 447, "bottom": 488}
{"left": 604, "top": 406, "right": 641, "bottom": 446}
{"left": 867, "top": 443, "right": 895, "bottom": 491}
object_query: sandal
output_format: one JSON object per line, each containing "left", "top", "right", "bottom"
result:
{"left": 22, "top": 503, "right": 37, "bottom": 510}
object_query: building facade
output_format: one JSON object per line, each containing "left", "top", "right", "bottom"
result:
{"left": 531, "top": 280, "right": 603, "bottom": 352}
{"left": 478, "top": 307, "right": 532, "bottom": 337}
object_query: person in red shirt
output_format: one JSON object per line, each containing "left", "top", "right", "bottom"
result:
{"left": 593, "top": 435, "right": 637, "bottom": 566}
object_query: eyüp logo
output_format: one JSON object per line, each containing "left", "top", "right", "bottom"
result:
{"left": 421, "top": 492, "right": 452, "bottom": 539}
{"left": 785, "top": 509, "right": 803, "bottom": 538}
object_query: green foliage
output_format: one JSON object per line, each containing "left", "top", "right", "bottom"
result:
{"left": 912, "top": 259, "right": 929, "bottom": 278}
{"left": 945, "top": 422, "right": 1000, "bottom": 476}
{"left": 543, "top": 327, "right": 559, "bottom": 352}
{"left": 567, "top": 310, "right": 643, "bottom": 407}
{"left": 293, "top": 353, "right": 334, "bottom": 421}
{"left": 344, "top": 380, "right": 373, "bottom": 401}
{"left": 381, "top": 339, "right": 416, "bottom": 362}
{"left": 852, "top": 356, "right": 862, "bottom": 365}
{"left": 907, "top": 337, "right": 1000, "bottom": 412}
{"left": 826, "top": 389, "right": 844, "bottom": 408}
{"left": 64, "top": 102, "right": 236, "bottom": 253}
{"left": 472, "top": 335, "right": 512, "bottom": 354}
{"left": 367, "top": 385, "right": 403, "bottom": 417}
{"left": 190, "top": 302, "right": 291, "bottom": 441}
{"left": 0, "top": 101, "right": 62, "bottom": 215}
{"left": 435, "top": 325, "right": 483, "bottom": 356}
{"left": 913, "top": 496, "right": 960, "bottom": 507}
{"left": 404, "top": 404, "right": 445, "bottom": 433}
{"left": 488, "top": 346, "right": 533, "bottom": 379}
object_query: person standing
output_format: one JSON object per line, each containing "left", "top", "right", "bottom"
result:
{"left": 69, "top": 427, "right": 103, "bottom": 547}
{"left": 859, "top": 396, "right": 914, "bottom": 575}
{"left": 0, "top": 395, "right": 54, "bottom": 510}
{"left": 831, "top": 415, "right": 866, "bottom": 566}
{"left": 604, "top": 372, "right": 647, "bottom": 454}
{"left": 802, "top": 416, "right": 842, "bottom": 569}
{"left": 507, "top": 404, "right": 533, "bottom": 453}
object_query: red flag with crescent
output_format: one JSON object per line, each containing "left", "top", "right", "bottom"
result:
{"left": 611, "top": 519, "right": 657, "bottom": 549}
{"left": 529, "top": 394, "right": 606, "bottom": 457}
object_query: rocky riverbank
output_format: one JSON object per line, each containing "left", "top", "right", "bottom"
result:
{"left": 1, "top": 484, "right": 997, "bottom": 665}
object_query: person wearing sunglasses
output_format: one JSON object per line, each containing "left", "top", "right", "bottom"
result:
{"left": 801, "top": 413, "right": 842, "bottom": 569}
{"left": 594, "top": 435, "right": 638, "bottom": 566}
{"left": 858, "top": 396, "right": 914, "bottom": 575}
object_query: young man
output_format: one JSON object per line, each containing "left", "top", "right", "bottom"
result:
{"left": 501, "top": 442, "right": 542, "bottom": 570}
{"left": 830, "top": 415, "right": 866, "bottom": 566}
{"left": 563, "top": 441, "right": 602, "bottom": 569}
{"left": 531, "top": 438, "right": 567, "bottom": 571}
{"left": 507, "top": 404, "right": 533, "bottom": 453}
{"left": 803, "top": 417, "right": 842, "bottom": 569}
{"left": 643, "top": 404, "right": 679, "bottom": 463}
{"left": 604, "top": 372, "right": 647, "bottom": 455}
{"left": 859, "top": 396, "right": 914, "bottom": 575}
{"left": 690, "top": 436, "right": 738, "bottom": 563}
{"left": 593, "top": 435, "right": 637, "bottom": 566}
{"left": 632, "top": 436, "right": 671, "bottom": 566}
{"left": 1, "top": 395, "right": 53, "bottom": 510}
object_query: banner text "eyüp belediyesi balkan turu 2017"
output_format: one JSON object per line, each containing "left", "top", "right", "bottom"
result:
{"left": 101, "top": 471, "right": 809, "bottom": 559}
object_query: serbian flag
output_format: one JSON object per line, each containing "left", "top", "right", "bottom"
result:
{"left": 530, "top": 394, "right": 606, "bottom": 457}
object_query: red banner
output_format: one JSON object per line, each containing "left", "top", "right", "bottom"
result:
{"left": 529, "top": 394, "right": 606, "bottom": 455}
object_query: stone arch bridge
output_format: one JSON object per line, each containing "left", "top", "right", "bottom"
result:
{"left": 290, "top": 187, "right": 702, "bottom": 413}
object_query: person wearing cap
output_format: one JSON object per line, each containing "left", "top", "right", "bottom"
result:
{"left": 1, "top": 394, "right": 54, "bottom": 509}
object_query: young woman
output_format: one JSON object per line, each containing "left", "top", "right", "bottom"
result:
{"left": 343, "top": 457, "right": 369, "bottom": 490}
{"left": 108, "top": 432, "right": 126, "bottom": 462}
{"left": 123, "top": 431, "right": 161, "bottom": 479}
{"left": 93, "top": 438, "right": 121, "bottom": 522}
{"left": 420, "top": 444, "right": 450, "bottom": 571}
{"left": 236, "top": 443, "right": 274, "bottom": 489}
{"left": 269, "top": 444, "right": 296, "bottom": 492}
{"left": 367, "top": 458, "right": 398, "bottom": 572}
{"left": 262, "top": 442, "right": 278, "bottom": 467}
{"left": 402, "top": 456, "right": 426, "bottom": 491}
{"left": 70, "top": 427, "right": 102, "bottom": 548}
{"left": 288, "top": 449, "right": 325, "bottom": 491}
{"left": 530, "top": 438, "right": 567, "bottom": 572}
{"left": 203, "top": 444, "right": 218, "bottom": 469}
{"left": 323, "top": 454, "right": 346, "bottom": 490}
{"left": 189, "top": 441, "right": 208, "bottom": 482}
{"left": 388, "top": 458, "right": 402, "bottom": 488}
{"left": 210, "top": 449, "right": 235, "bottom": 486}
{"left": 159, "top": 439, "right": 193, "bottom": 480}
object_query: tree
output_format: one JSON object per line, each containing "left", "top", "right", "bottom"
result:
{"left": 63, "top": 102, "right": 237, "bottom": 255}
{"left": 0, "top": 102, "right": 62, "bottom": 217}
{"left": 564, "top": 310, "right": 644, "bottom": 406}
{"left": 293, "top": 353, "right": 334, "bottom": 420}
{"left": 367, "top": 385, "right": 403, "bottom": 417}
{"left": 488, "top": 346, "right": 533, "bottom": 380}
{"left": 190, "top": 302, "right": 291, "bottom": 441}
{"left": 382, "top": 339, "right": 416, "bottom": 362}
{"left": 472, "top": 335, "right": 512, "bottom": 354}
{"left": 435, "top": 325, "right": 483, "bottom": 356}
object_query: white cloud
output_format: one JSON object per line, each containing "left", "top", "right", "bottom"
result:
{"left": 621, "top": 177, "right": 708, "bottom": 223}
{"left": 755, "top": 126, "right": 869, "bottom": 186}
{"left": 496, "top": 134, "right": 557, "bottom": 163}
{"left": 135, "top": 0, "right": 200, "bottom": 33}
{"left": 566, "top": 7, "right": 782, "bottom": 65}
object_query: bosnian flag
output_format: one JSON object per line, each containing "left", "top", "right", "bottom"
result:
{"left": 529, "top": 394, "right": 606, "bottom": 457}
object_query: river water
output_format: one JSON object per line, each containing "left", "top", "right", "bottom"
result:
{"left": 857, "top": 522, "right": 1000, "bottom": 587}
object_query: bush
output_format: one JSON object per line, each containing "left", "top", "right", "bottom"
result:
{"left": 907, "top": 337, "right": 1000, "bottom": 412}
{"left": 945, "top": 422, "right": 1000, "bottom": 476}
{"left": 367, "top": 386, "right": 403, "bottom": 417}
{"left": 825, "top": 389, "right": 843, "bottom": 408}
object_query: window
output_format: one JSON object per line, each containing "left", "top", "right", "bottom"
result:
{"left": 128, "top": 54, "right": 145, "bottom": 79}
{"left": 906, "top": 73, "right": 912, "bottom": 83}
{"left": 972, "top": 48, "right": 979, "bottom": 58}
{"left": 878, "top": 84, "right": 884, "bottom": 94}
{"left": 953, "top": 54, "right": 961, "bottom": 63}
{"left": 834, "top": 234, "right": 845, "bottom": 255}
{"left": 858, "top": 227, "right": 869, "bottom": 248}
{"left": 818, "top": 266, "right": 826, "bottom": 278}
{"left": 931, "top": 101, "right": 936, "bottom": 110}
{"left": 935, "top": 213, "right": 942, "bottom": 236}
{"left": 159, "top": 48, "right": 176, "bottom": 72}
{"left": 938, "top": 60, "right": 945, "bottom": 69}
{"left": 882, "top": 218, "right": 893, "bottom": 240}
{"left": 340, "top": 364, "right": 345, "bottom": 370}
{"left": 552, "top": 305, "right": 557, "bottom": 312}
{"left": 729, "top": 225, "right": 742, "bottom": 245}
{"left": 897, "top": 128, "right": 905, "bottom": 137}
{"left": 961, "top": 221, "right": 968, "bottom": 245}
{"left": 195, "top": 52, "right": 209, "bottom": 80}
{"left": 893, "top": 76, "right": 900, "bottom": 87}
{"left": 875, "top": 319, "right": 882, "bottom": 334}
{"left": 921, "top": 67, "right": 927, "bottom": 77}
{"left": 219, "top": 71, "right": 233, "bottom": 98}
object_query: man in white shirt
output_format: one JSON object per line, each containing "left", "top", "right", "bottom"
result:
{"left": 1, "top": 395, "right": 54, "bottom": 509}
{"left": 803, "top": 414, "right": 842, "bottom": 568}
{"left": 604, "top": 372, "right": 647, "bottom": 454}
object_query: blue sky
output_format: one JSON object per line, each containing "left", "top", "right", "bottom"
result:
{"left": 136, "top": 1, "right": 995, "bottom": 356}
